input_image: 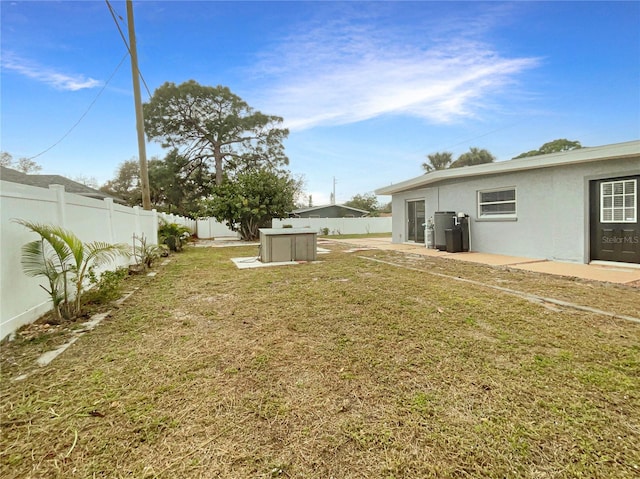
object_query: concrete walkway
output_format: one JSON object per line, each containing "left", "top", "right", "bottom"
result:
{"left": 328, "top": 237, "right": 640, "bottom": 286}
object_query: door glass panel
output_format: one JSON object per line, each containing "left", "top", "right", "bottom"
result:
{"left": 416, "top": 201, "right": 425, "bottom": 242}
{"left": 407, "top": 200, "right": 425, "bottom": 242}
{"left": 408, "top": 202, "right": 416, "bottom": 241}
{"left": 625, "top": 208, "right": 635, "bottom": 221}
{"left": 601, "top": 179, "right": 637, "bottom": 224}
{"left": 626, "top": 181, "right": 636, "bottom": 194}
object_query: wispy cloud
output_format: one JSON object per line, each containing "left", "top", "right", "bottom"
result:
{"left": 1, "top": 52, "right": 101, "bottom": 91}
{"left": 252, "top": 10, "right": 540, "bottom": 131}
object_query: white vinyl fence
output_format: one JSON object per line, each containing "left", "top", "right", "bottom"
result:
{"left": 1, "top": 180, "right": 391, "bottom": 340}
{"left": 159, "top": 212, "right": 197, "bottom": 232}
{"left": 196, "top": 217, "right": 238, "bottom": 239}
{"left": 272, "top": 217, "right": 392, "bottom": 235}
{"left": 0, "top": 181, "right": 195, "bottom": 340}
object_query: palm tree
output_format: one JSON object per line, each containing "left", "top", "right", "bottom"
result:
{"left": 450, "top": 147, "right": 496, "bottom": 168}
{"left": 19, "top": 225, "right": 70, "bottom": 320}
{"left": 422, "top": 152, "right": 453, "bottom": 173}
{"left": 16, "top": 220, "right": 129, "bottom": 320}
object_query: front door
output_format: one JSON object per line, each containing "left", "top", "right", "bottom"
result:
{"left": 407, "top": 200, "right": 425, "bottom": 243}
{"left": 590, "top": 176, "right": 640, "bottom": 264}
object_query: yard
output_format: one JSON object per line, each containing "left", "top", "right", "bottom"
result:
{"left": 1, "top": 241, "right": 639, "bottom": 478}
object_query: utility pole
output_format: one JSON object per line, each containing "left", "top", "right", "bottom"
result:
{"left": 126, "top": 0, "right": 151, "bottom": 210}
{"left": 331, "top": 176, "right": 337, "bottom": 205}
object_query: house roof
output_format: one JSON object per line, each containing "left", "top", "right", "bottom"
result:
{"left": 375, "top": 140, "right": 640, "bottom": 196}
{"left": 291, "top": 204, "right": 370, "bottom": 215}
{"left": 0, "top": 166, "right": 122, "bottom": 202}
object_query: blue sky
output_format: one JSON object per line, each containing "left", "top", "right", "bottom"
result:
{"left": 2, "top": 1, "right": 639, "bottom": 205}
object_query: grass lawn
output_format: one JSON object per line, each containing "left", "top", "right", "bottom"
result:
{"left": 1, "top": 242, "right": 639, "bottom": 478}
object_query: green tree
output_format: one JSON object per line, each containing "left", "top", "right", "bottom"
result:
{"left": 148, "top": 150, "right": 215, "bottom": 216}
{"left": 205, "top": 168, "right": 300, "bottom": 240}
{"left": 143, "top": 81, "right": 289, "bottom": 185}
{"left": 379, "top": 201, "right": 392, "bottom": 214}
{"left": 344, "top": 193, "right": 380, "bottom": 215}
{"left": 422, "top": 151, "right": 453, "bottom": 173}
{"left": 450, "top": 147, "right": 496, "bottom": 168}
{"left": 513, "top": 139, "right": 582, "bottom": 159}
{"left": 101, "top": 153, "right": 215, "bottom": 216}
{"left": 100, "top": 159, "right": 142, "bottom": 206}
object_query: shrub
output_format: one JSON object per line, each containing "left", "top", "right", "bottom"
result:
{"left": 158, "top": 220, "right": 192, "bottom": 252}
{"left": 85, "top": 268, "right": 128, "bottom": 305}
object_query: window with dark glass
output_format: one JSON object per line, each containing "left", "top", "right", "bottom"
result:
{"left": 478, "top": 188, "right": 516, "bottom": 218}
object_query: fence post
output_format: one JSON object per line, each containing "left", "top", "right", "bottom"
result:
{"left": 152, "top": 209, "right": 159, "bottom": 245}
{"left": 104, "top": 198, "right": 115, "bottom": 244}
{"left": 49, "top": 184, "right": 67, "bottom": 228}
{"left": 133, "top": 206, "right": 142, "bottom": 238}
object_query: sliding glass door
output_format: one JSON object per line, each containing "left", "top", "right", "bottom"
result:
{"left": 407, "top": 200, "right": 425, "bottom": 243}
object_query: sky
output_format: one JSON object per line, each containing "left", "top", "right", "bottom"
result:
{"left": 1, "top": 1, "right": 639, "bottom": 205}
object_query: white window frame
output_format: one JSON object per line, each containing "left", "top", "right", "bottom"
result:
{"left": 600, "top": 179, "right": 637, "bottom": 223}
{"left": 477, "top": 187, "right": 517, "bottom": 219}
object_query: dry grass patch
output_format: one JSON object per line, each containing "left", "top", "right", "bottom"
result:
{"left": 364, "top": 249, "right": 640, "bottom": 318}
{"left": 1, "top": 245, "right": 639, "bottom": 478}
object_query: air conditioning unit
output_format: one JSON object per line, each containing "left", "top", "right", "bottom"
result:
{"left": 434, "top": 211, "right": 456, "bottom": 250}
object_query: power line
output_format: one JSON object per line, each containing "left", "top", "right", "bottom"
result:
{"left": 440, "top": 122, "right": 520, "bottom": 152}
{"left": 105, "top": 0, "right": 152, "bottom": 98}
{"left": 406, "top": 121, "right": 520, "bottom": 160}
{"left": 27, "top": 52, "right": 129, "bottom": 161}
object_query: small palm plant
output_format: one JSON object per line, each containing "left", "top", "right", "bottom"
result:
{"left": 19, "top": 224, "right": 69, "bottom": 320}
{"left": 15, "top": 220, "right": 130, "bottom": 321}
{"left": 158, "top": 219, "right": 192, "bottom": 252}
{"left": 131, "top": 233, "right": 166, "bottom": 272}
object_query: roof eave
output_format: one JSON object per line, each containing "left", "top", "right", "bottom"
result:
{"left": 375, "top": 140, "right": 640, "bottom": 195}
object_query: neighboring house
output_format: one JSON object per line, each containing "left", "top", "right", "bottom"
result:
{"left": 375, "top": 140, "right": 640, "bottom": 265}
{"left": 0, "top": 166, "right": 125, "bottom": 204}
{"left": 289, "top": 204, "right": 370, "bottom": 218}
